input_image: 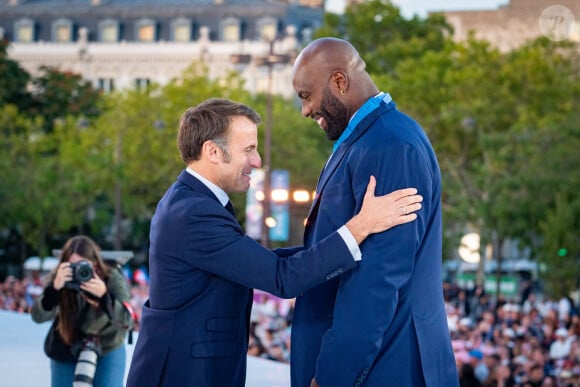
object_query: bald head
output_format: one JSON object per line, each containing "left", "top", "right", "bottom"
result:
{"left": 292, "top": 38, "right": 379, "bottom": 134}
{"left": 293, "top": 37, "right": 365, "bottom": 77}
{"left": 291, "top": 38, "right": 380, "bottom": 140}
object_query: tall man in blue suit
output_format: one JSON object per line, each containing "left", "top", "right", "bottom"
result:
{"left": 290, "top": 38, "right": 459, "bottom": 387}
{"left": 126, "top": 98, "right": 423, "bottom": 387}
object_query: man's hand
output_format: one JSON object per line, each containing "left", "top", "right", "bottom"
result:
{"left": 346, "top": 175, "right": 422, "bottom": 244}
{"left": 310, "top": 378, "right": 319, "bottom": 387}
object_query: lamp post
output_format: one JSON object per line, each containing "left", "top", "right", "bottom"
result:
{"left": 113, "top": 125, "right": 123, "bottom": 250}
{"left": 231, "top": 39, "right": 292, "bottom": 247}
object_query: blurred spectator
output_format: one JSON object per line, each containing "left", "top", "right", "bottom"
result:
{"left": 527, "top": 363, "right": 545, "bottom": 387}
{"left": 24, "top": 270, "right": 43, "bottom": 309}
{"left": 558, "top": 297, "right": 573, "bottom": 326}
{"left": 455, "top": 289, "right": 472, "bottom": 318}
{"left": 549, "top": 328, "right": 571, "bottom": 361}
{"left": 460, "top": 363, "right": 482, "bottom": 387}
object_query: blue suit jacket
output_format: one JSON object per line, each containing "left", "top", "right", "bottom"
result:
{"left": 126, "top": 170, "right": 357, "bottom": 387}
{"left": 290, "top": 100, "right": 458, "bottom": 387}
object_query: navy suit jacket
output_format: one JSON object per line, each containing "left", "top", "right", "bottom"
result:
{"left": 290, "top": 99, "right": 458, "bottom": 387}
{"left": 126, "top": 170, "right": 357, "bottom": 387}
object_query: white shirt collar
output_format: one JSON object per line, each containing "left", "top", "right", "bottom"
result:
{"left": 186, "top": 167, "right": 230, "bottom": 207}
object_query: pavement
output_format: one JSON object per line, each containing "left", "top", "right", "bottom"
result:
{"left": 0, "top": 310, "right": 290, "bottom": 387}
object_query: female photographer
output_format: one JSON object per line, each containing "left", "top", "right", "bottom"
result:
{"left": 31, "top": 235, "right": 134, "bottom": 387}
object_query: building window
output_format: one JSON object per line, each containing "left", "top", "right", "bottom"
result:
{"left": 135, "top": 78, "right": 150, "bottom": 91}
{"left": 256, "top": 17, "right": 278, "bottom": 41}
{"left": 135, "top": 18, "right": 157, "bottom": 42}
{"left": 171, "top": 18, "right": 192, "bottom": 42}
{"left": 98, "top": 19, "right": 120, "bottom": 42}
{"left": 14, "top": 18, "right": 35, "bottom": 43}
{"left": 98, "top": 78, "right": 115, "bottom": 94}
{"left": 52, "top": 19, "right": 73, "bottom": 42}
{"left": 220, "top": 17, "right": 240, "bottom": 42}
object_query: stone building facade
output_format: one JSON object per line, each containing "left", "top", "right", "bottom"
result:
{"left": 0, "top": 0, "right": 325, "bottom": 97}
{"left": 439, "top": 0, "right": 579, "bottom": 51}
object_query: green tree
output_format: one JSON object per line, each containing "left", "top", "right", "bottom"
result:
{"left": 0, "top": 59, "right": 105, "bottom": 263}
{"left": 0, "top": 105, "right": 40, "bottom": 261}
{"left": 0, "top": 107, "right": 85, "bottom": 258}
{"left": 0, "top": 39, "right": 31, "bottom": 112}
{"left": 539, "top": 193, "right": 580, "bottom": 298}
{"left": 31, "top": 66, "right": 101, "bottom": 132}
{"left": 316, "top": 0, "right": 452, "bottom": 74}
{"left": 384, "top": 36, "right": 580, "bottom": 290}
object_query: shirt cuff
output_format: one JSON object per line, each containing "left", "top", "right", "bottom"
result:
{"left": 337, "top": 225, "right": 362, "bottom": 262}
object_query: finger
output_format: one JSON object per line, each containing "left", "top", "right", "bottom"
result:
{"left": 399, "top": 213, "right": 418, "bottom": 223}
{"left": 389, "top": 187, "right": 418, "bottom": 200}
{"left": 364, "top": 175, "right": 377, "bottom": 199}
{"left": 405, "top": 194, "right": 423, "bottom": 205}
{"left": 406, "top": 203, "right": 422, "bottom": 213}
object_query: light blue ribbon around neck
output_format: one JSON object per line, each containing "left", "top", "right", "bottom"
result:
{"left": 333, "top": 92, "right": 392, "bottom": 153}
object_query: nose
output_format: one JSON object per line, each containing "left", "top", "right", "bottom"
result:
{"left": 301, "top": 102, "right": 312, "bottom": 118}
{"left": 251, "top": 152, "right": 261, "bottom": 168}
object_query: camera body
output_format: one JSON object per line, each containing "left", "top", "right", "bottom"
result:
{"left": 65, "top": 261, "right": 94, "bottom": 290}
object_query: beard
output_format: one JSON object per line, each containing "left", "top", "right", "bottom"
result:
{"left": 319, "top": 86, "right": 350, "bottom": 141}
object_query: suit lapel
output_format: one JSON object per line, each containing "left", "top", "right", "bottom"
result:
{"left": 306, "top": 101, "right": 395, "bottom": 221}
{"left": 177, "top": 169, "right": 217, "bottom": 199}
{"left": 176, "top": 170, "right": 241, "bottom": 227}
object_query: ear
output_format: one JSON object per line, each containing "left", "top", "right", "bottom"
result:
{"left": 202, "top": 140, "right": 221, "bottom": 164}
{"left": 330, "top": 70, "right": 348, "bottom": 94}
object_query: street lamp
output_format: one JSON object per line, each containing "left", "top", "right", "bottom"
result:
{"left": 230, "top": 39, "right": 292, "bottom": 247}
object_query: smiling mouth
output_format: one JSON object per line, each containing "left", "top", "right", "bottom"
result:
{"left": 313, "top": 115, "right": 326, "bottom": 130}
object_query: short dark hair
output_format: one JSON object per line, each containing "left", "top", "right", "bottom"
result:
{"left": 177, "top": 98, "right": 262, "bottom": 164}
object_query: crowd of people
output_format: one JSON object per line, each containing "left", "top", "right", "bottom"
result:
{"left": 2, "top": 271, "right": 579, "bottom": 386}
{"left": 0, "top": 272, "right": 43, "bottom": 313}
{"left": 247, "top": 282, "right": 580, "bottom": 387}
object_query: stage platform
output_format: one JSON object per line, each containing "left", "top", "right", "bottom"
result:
{"left": 0, "top": 310, "right": 290, "bottom": 387}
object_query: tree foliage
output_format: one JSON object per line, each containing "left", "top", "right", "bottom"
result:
{"left": 316, "top": 0, "right": 452, "bottom": 74}
{"left": 31, "top": 66, "right": 102, "bottom": 132}
{"left": 1, "top": 4, "right": 579, "bottom": 297}
{"left": 315, "top": 1, "right": 580, "bottom": 295}
{"left": 0, "top": 39, "right": 31, "bottom": 112}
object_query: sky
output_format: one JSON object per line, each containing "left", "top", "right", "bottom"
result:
{"left": 325, "top": 0, "right": 509, "bottom": 18}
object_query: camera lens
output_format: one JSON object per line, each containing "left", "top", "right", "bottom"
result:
{"left": 75, "top": 261, "right": 94, "bottom": 282}
{"left": 73, "top": 345, "right": 98, "bottom": 386}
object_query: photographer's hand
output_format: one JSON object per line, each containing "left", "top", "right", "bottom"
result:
{"left": 80, "top": 274, "right": 107, "bottom": 301}
{"left": 53, "top": 262, "right": 72, "bottom": 290}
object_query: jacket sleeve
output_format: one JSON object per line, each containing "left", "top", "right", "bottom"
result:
{"left": 82, "top": 268, "right": 133, "bottom": 336}
{"left": 30, "top": 272, "right": 58, "bottom": 323}
{"left": 182, "top": 200, "right": 357, "bottom": 299}
{"left": 314, "top": 142, "right": 433, "bottom": 386}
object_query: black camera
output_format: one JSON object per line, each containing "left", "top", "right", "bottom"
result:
{"left": 65, "top": 261, "right": 94, "bottom": 290}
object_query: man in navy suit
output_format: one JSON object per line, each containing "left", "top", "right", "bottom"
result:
{"left": 126, "top": 98, "right": 423, "bottom": 387}
{"left": 290, "top": 38, "right": 458, "bottom": 387}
